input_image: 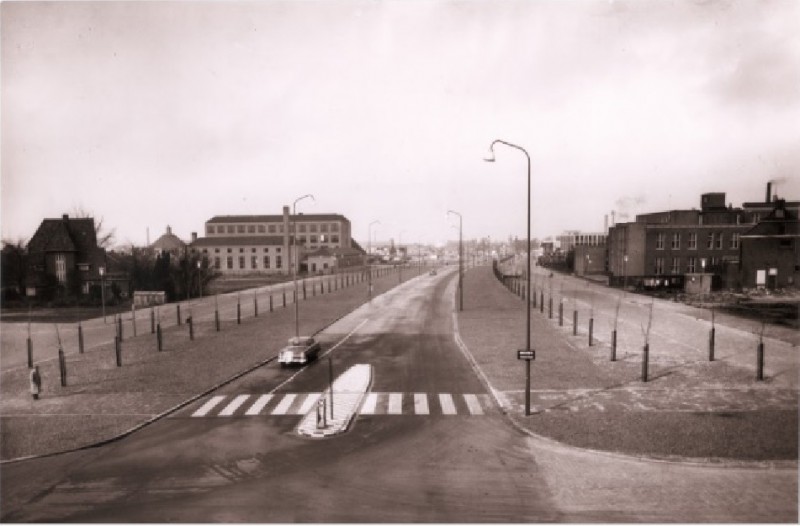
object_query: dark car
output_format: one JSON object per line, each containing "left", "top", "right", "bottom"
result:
{"left": 278, "top": 336, "right": 322, "bottom": 366}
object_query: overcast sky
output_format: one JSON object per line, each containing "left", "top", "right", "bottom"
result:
{"left": 2, "top": 0, "right": 799, "bottom": 247}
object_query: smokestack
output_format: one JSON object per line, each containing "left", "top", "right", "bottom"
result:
{"left": 611, "top": 210, "right": 616, "bottom": 226}
{"left": 191, "top": 232, "right": 197, "bottom": 243}
{"left": 604, "top": 214, "right": 609, "bottom": 234}
{"left": 766, "top": 182, "right": 772, "bottom": 203}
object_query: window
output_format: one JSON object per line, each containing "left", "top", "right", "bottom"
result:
{"left": 310, "top": 235, "right": 318, "bottom": 243}
{"left": 237, "top": 225, "right": 245, "bottom": 234}
{"left": 248, "top": 225, "right": 256, "bottom": 233}
{"left": 656, "top": 233, "right": 665, "bottom": 250}
{"left": 55, "top": 254, "right": 67, "bottom": 284}
{"left": 276, "top": 247, "right": 282, "bottom": 253}
{"left": 263, "top": 247, "right": 270, "bottom": 252}
{"left": 299, "top": 224, "right": 307, "bottom": 233}
{"left": 251, "top": 247, "right": 256, "bottom": 253}
{"left": 214, "top": 257, "right": 221, "bottom": 269}
{"left": 251, "top": 256, "right": 257, "bottom": 269}
{"left": 331, "top": 235, "right": 340, "bottom": 244}
{"left": 258, "top": 225, "right": 265, "bottom": 233}
{"left": 654, "top": 257, "right": 664, "bottom": 275}
{"left": 753, "top": 213, "right": 761, "bottom": 224}
{"left": 716, "top": 233, "right": 723, "bottom": 250}
{"left": 731, "top": 233, "right": 740, "bottom": 249}
{"left": 207, "top": 225, "right": 215, "bottom": 234}
{"left": 226, "top": 257, "right": 233, "bottom": 269}
{"left": 671, "top": 257, "right": 680, "bottom": 275}
{"left": 276, "top": 255, "right": 282, "bottom": 269}
{"left": 264, "top": 256, "right": 270, "bottom": 269}
{"left": 321, "top": 224, "right": 329, "bottom": 233}
{"left": 239, "top": 247, "right": 244, "bottom": 253}
{"left": 687, "top": 257, "right": 696, "bottom": 273}
{"left": 268, "top": 225, "right": 277, "bottom": 233}
{"left": 227, "top": 225, "right": 235, "bottom": 234}
{"left": 215, "top": 248, "right": 220, "bottom": 253}
{"left": 707, "top": 233, "right": 715, "bottom": 249}
{"left": 239, "top": 256, "right": 245, "bottom": 269}
{"left": 688, "top": 233, "right": 697, "bottom": 250}
{"left": 331, "top": 223, "right": 340, "bottom": 232}
{"left": 309, "top": 224, "right": 318, "bottom": 233}
{"left": 671, "top": 233, "right": 680, "bottom": 250}
{"left": 227, "top": 248, "right": 232, "bottom": 253}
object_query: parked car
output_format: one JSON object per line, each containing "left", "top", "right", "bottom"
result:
{"left": 278, "top": 336, "right": 322, "bottom": 366}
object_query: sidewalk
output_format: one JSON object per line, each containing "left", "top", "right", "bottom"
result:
{"left": 456, "top": 266, "right": 798, "bottom": 464}
{"left": 0, "top": 267, "right": 423, "bottom": 462}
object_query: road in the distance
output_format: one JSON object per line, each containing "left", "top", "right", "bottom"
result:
{"left": 1, "top": 268, "right": 565, "bottom": 522}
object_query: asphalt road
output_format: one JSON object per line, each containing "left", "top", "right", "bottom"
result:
{"left": 1, "top": 268, "right": 565, "bottom": 522}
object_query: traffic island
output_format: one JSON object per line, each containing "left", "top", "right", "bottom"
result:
{"left": 296, "top": 364, "right": 372, "bottom": 438}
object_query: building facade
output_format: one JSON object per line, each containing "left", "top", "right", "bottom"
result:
{"left": 739, "top": 200, "right": 799, "bottom": 289}
{"left": 191, "top": 207, "right": 356, "bottom": 276}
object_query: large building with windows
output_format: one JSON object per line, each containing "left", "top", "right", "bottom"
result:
{"left": 190, "top": 207, "right": 355, "bottom": 276}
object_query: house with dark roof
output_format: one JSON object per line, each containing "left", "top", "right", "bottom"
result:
{"left": 740, "top": 200, "right": 799, "bottom": 289}
{"left": 26, "top": 214, "right": 108, "bottom": 297}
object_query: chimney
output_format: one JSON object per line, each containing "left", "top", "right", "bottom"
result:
{"left": 166, "top": 225, "right": 172, "bottom": 235}
{"left": 191, "top": 232, "right": 197, "bottom": 242}
{"left": 766, "top": 182, "right": 772, "bottom": 203}
{"left": 62, "top": 214, "right": 69, "bottom": 221}
{"left": 604, "top": 214, "right": 609, "bottom": 234}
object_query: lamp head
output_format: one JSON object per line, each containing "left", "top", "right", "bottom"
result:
{"left": 483, "top": 149, "right": 496, "bottom": 162}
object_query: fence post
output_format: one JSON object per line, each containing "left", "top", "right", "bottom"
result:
{"left": 303, "top": 281, "right": 307, "bottom": 300}
{"left": 756, "top": 341, "right": 764, "bottom": 381}
{"left": 237, "top": 300, "right": 241, "bottom": 325}
{"left": 118, "top": 315, "right": 124, "bottom": 341}
{"left": 254, "top": 291, "right": 259, "bottom": 317}
{"left": 641, "top": 343, "right": 649, "bottom": 382}
{"left": 708, "top": 327, "right": 715, "bottom": 362}
{"left": 540, "top": 292, "right": 544, "bottom": 313}
{"left": 157, "top": 323, "right": 163, "bottom": 351}
{"left": 132, "top": 303, "right": 137, "bottom": 337}
{"left": 58, "top": 347, "right": 67, "bottom": 387}
{"left": 573, "top": 310, "right": 578, "bottom": 336}
{"left": 189, "top": 316, "right": 194, "bottom": 341}
{"left": 27, "top": 336, "right": 34, "bottom": 368}
{"left": 589, "top": 318, "right": 594, "bottom": 346}
{"left": 78, "top": 322, "right": 84, "bottom": 354}
{"left": 269, "top": 294, "right": 273, "bottom": 312}
{"left": 150, "top": 308, "right": 156, "bottom": 334}
{"left": 177, "top": 304, "right": 182, "bottom": 326}
{"left": 611, "top": 330, "right": 617, "bottom": 361}
{"left": 558, "top": 301, "right": 564, "bottom": 326}
{"left": 548, "top": 297, "right": 553, "bottom": 319}
{"left": 115, "top": 336, "right": 122, "bottom": 367}
{"left": 282, "top": 290, "right": 286, "bottom": 307}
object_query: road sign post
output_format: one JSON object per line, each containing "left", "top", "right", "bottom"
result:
{"left": 517, "top": 349, "right": 535, "bottom": 416}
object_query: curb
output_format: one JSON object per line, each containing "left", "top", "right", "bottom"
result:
{"left": 452, "top": 268, "right": 798, "bottom": 471}
{"left": 0, "top": 269, "right": 424, "bottom": 465}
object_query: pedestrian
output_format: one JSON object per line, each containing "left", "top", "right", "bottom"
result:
{"left": 29, "top": 365, "right": 41, "bottom": 400}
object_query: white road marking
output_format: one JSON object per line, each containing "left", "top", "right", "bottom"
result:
{"left": 439, "top": 393, "right": 457, "bottom": 415}
{"left": 244, "top": 394, "right": 274, "bottom": 416}
{"left": 271, "top": 394, "right": 297, "bottom": 415}
{"left": 296, "top": 393, "right": 321, "bottom": 415}
{"left": 360, "top": 393, "right": 378, "bottom": 414}
{"left": 414, "top": 393, "right": 429, "bottom": 415}
{"left": 219, "top": 394, "right": 251, "bottom": 416}
{"left": 388, "top": 393, "right": 403, "bottom": 414}
{"left": 463, "top": 394, "right": 484, "bottom": 415}
{"left": 192, "top": 395, "right": 226, "bottom": 417}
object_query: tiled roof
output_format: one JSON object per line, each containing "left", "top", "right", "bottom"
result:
{"left": 27, "top": 217, "right": 97, "bottom": 254}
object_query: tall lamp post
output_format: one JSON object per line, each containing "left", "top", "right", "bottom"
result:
{"left": 447, "top": 210, "right": 463, "bottom": 311}
{"left": 197, "top": 260, "right": 203, "bottom": 298}
{"left": 485, "top": 139, "right": 533, "bottom": 415}
{"left": 292, "top": 194, "right": 315, "bottom": 337}
{"left": 99, "top": 265, "right": 106, "bottom": 323}
{"left": 368, "top": 220, "right": 380, "bottom": 299}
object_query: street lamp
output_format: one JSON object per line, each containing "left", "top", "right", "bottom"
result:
{"left": 197, "top": 260, "right": 203, "bottom": 298}
{"left": 485, "top": 139, "right": 533, "bottom": 415}
{"left": 623, "top": 254, "right": 629, "bottom": 291}
{"left": 368, "top": 220, "right": 380, "bottom": 299}
{"left": 98, "top": 265, "right": 106, "bottom": 323}
{"left": 292, "top": 194, "right": 315, "bottom": 337}
{"left": 447, "top": 210, "right": 463, "bottom": 311}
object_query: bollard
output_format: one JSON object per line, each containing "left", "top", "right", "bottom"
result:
{"left": 533, "top": 288, "right": 537, "bottom": 308}
{"left": 269, "top": 295, "right": 273, "bottom": 312}
{"left": 589, "top": 318, "right": 594, "bottom": 346}
{"left": 150, "top": 309, "right": 156, "bottom": 334}
{"left": 157, "top": 323, "right": 163, "bottom": 351}
{"left": 303, "top": 281, "right": 307, "bottom": 300}
{"left": 132, "top": 304, "right": 137, "bottom": 337}
{"left": 540, "top": 292, "right": 544, "bottom": 313}
{"left": 237, "top": 302, "right": 241, "bottom": 325}
{"left": 641, "top": 343, "right": 649, "bottom": 382}
{"left": 317, "top": 398, "right": 327, "bottom": 429}
{"left": 320, "top": 281, "right": 325, "bottom": 295}
{"left": 573, "top": 311, "right": 578, "bottom": 336}
{"left": 177, "top": 304, "right": 182, "bottom": 326}
{"left": 328, "top": 279, "right": 331, "bottom": 293}
{"left": 709, "top": 327, "right": 715, "bottom": 362}
{"left": 254, "top": 292, "right": 259, "bottom": 317}
{"left": 548, "top": 297, "right": 553, "bottom": 319}
{"left": 558, "top": 302, "right": 564, "bottom": 326}
{"left": 313, "top": 282, "right": 316, "bottom": 296}
{"left": 27, "top": 337, "right": 33, "bottom": 368}
{"left": 756, "top": 342, "right": 764, "bottom": 381}
{"left": 78, "top": 323, "right": 84, "bottom": 354}
{"left": 189, "top": 316, "right": 194, "bottom": 340}
{"left": 115, "top": 336, "right": 122, "bottom": 367}
{"left": 58, "top": 347, "right": 67, "bottom": 387}
{"left": 118, "top": 316, "right": 124, "bottom": 341}
{"left": 282, "top": 291, "right": 286, "bottom": 307}
{"left": 611, "top": 330, "right": 617, "bottom": 361}
{"left": 215, "top": 309, "right": 220, "bottom": 331}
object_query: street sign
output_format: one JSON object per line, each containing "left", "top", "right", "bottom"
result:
{"left": 517, "top": 349, "right": 535, "bottom": 360}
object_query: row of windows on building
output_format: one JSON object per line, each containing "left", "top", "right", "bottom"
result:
{"left": 655, "top": 232, "right": 741, "bottom": 250}
{"left": 211, "top": 255, "right": 284, "bottom": 271}
{"left": 207, "top": 222, "right": 341, "bottom": 235}
{"left": 655, "top": 256, "right": 729, "bottom": 275}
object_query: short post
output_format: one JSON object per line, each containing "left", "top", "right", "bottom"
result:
{"left": 78, "top": 322, "right": 84, "bottom": 354}
{"left": 539, "top": 292, "right": 544, "bottom": 313}
{"left": 303, "top": 281, "right": 307, "bottom": 300}
{"left": 548, "top": 297, "right": 553, "bottom": 319}
{"left": 214, "top": 309, "right": 220, "bottom": 332}
{"left": 328, "top": 357, "right": 334, "bottom": 419}
{"left": 254, "top": 290, "right": 258, "bottom": 317}
{"left": 177, "top": 304, "right": 182, "bottom": 326}
{"left": 611, "top": 330, "right": 617, "bottom": 361}
{"left": 558, "top": 301, "right": 564, "bottom": 326}
{"left": 189, "top": 316, "right": 194, "bottom": 341}
{"left": 58, "top": 347, "right": 67, "bottom": 387}
{"left": 517, "top": 349, "right": 535, "bottom": 416}
{"left": 27, "top": 336, "right": 33, "bottom": 368}
{"left": 131, "top": 303, "right": 137, "bottom": 337}
{"left": 269, "top": 295, "right": 273, "bottom": 312}
{"left": 237, "top": 300, "right": 241, "bottom": 325}
{"left": 118, "top": 315, "right": 124, "bottom": 341}
{"left": 532, "top": 287, "right": 537, "bottom": 308}
{"left": 317, "top": 398, "right": 327, "bottom": 429}
{"left": 327, "top": 279, "right": 331, "bottom": 293}
{"left": 756, "top": 341, "right": 764, "bottom": 381}
{"left": 114, "top": 336, "right": 122, "bottom": 367}
{"left": 312, "top": 282, "right": 316, "bottom": 296}
{"left": 282, "top": 290, "right": 286, "bottom": 307}
{"left": 589, "top": 318, "right": 594, "bottom": 346}
{"left": 150, "top": 308, "right": 155, "bottom": 334}
{"left": 708, "top": 327, "right": 715, "bottom": 362}
{"left": 573, "top": 310, "right": 578, "bottom": 336}
{"left": 157, "top": 323, "right": 163, "bottom": 351}
{"left": 641, "top": 343, "right": 649, "bottom": 382}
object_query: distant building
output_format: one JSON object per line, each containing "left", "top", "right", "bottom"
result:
{"left": 557, "top": 231, "right": 607, "bottom": 253}
{"left": 150, "top": 225, "right": 186, "bottom": 256}
{"left": 191, "top": 207, "right": 358, "bottom": 276}
{"left": 574, "top": 245, "right": 607, "bottom": 276}
{"left": 26, "top": 214, "right": 107, "bottom": 297}
{"left": 740, "top": 200, "right": 799, "bottom": 289}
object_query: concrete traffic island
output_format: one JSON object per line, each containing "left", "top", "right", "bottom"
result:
{"left": 296, "top": 363, "right": 372, "bottom": 438}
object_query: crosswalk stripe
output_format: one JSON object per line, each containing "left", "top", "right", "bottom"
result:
{"left": 360, "top": 392, "right": 378, "bottom": 414}
{"left": 192, "top": 395, "right": 226, "bottom": 417}
{"left": 245, "top": 394, "right": 274, "bottom": 416}
{"left": 463, "top": 394, "right": 484, "bottom": 415}
{"left": 387, "top": 393, "right": 403, "bottom": 415}
{"left": 219, "top": 394, "right": 251, "bottom": 416}
{"left": 439, "top": 393, "right": 457, "bottom": 415}
{"left": 414, "top": 393, "right": 429, "bottom": 415}
{"left": 271, "top": 393, "right": 297, "bottom": 415}
{"left": 296, "top": 393, "right": 321, "bottom": 415}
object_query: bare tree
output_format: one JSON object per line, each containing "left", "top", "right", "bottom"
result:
{"left": 71, "top": 206, "right": 116, "bottom": 248}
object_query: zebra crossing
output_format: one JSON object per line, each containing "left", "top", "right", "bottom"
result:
{"left": 187, "top": 392, "right": 494, "bottom": 418}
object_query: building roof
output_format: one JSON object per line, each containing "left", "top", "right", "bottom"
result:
{"left": 191, "top": 235, "right": 289, "bottom": 247}
{"left": 27, "top": 216, "right": 99, "bottom": 256}
{"left": 151, "top": 226, "right": 186, "bottom": 251}
{"left": 207, "top": 214, "right": 349, "bottom": 224}
{"left": 741, "top": 201, "right": 800, "bottom": 237}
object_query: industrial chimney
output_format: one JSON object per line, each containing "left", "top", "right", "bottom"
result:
{"left": 766, "top": 182, "right": 772, "bottom": 203}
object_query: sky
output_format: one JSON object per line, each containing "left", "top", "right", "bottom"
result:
{"left": 2, "top": 0, "right": 799, "bottom": 248}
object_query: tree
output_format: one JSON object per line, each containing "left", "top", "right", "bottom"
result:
{"left": 1, "top": 238, "right": 28, "bottom": 300}
{"left": 71, "top": 206, "right": 116, "bottom": 248}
